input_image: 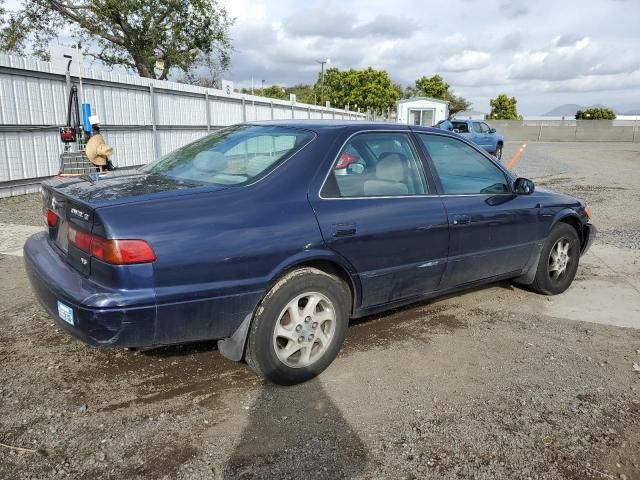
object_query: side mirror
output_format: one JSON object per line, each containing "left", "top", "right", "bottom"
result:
{"left": 514, "top": 177, "right": 535, "bottom": 195}
{"left": 488, "top": 128, "right": 496, "bottom": 134}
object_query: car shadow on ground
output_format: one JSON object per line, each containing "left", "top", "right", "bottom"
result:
{"left": 221, "top": 379, "right": 368, "bottom": 479}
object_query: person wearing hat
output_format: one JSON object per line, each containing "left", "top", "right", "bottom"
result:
{"left": 85, "top": 115, "right": 114, "bottom": 172}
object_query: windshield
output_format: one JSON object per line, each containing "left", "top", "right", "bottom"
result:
{"left": 142, "top": 125, "right": 315, "bottom": 186}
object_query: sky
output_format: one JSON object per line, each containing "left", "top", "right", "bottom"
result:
{"left": 218, "top": 0, "right": 640, "bottom": 115}
{"left": 4, "top": 0, "right": 640, "bottom": 115}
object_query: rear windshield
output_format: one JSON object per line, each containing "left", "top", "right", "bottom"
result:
{"left": 142, "top": 125, "right": 314, "bottom": 186}
{"left": 451, "top": 122, "right": 469, "bottom": 133}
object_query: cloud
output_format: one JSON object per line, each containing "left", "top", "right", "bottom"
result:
{"left": 356, "top": 15, "right": 418, "bottom": 38}
{"left": 281, "top": 9, "right": 416, "bottom": 39}
{"left": 281, "top": 8, "right": 358, "bottom": 38}
{"left": 441, "top": 50, "right": 491, "bottom": 72}
{"left": 510, "top": 37, "right": 640, "bottom": 81}
{"left": 554, "top": 33, "right": 585, "bottom": 47}
{"left": 499, "top": 32, "right": 523, "bottom": 51}
{"left": 500, "top": 0, "right": 530, "bottom": 18}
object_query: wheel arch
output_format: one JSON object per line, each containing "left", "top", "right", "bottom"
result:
{"left": 217, "top": 249, "right": 361, "bottom": 363}
{"left": 554, "top": 211, "right": 585, "bottom": 249}
{"left": 268, "top": 250, "right": 361, "bottom": 314}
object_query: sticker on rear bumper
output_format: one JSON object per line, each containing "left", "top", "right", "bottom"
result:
{"left": 57, "top": 301, "right": 74, "bottom": 326}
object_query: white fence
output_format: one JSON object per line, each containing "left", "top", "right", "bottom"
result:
{"left": 0, "top": 54, "right": 365, "bottom": 197}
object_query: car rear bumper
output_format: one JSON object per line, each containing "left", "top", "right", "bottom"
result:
{"left": 24, "top": 232, "right": 157, "bottom": 347}
{"left": 581, "top": 223, "right": 596, "bottom": 256}
{"left": 24, "top": 232, "right": 263, "bottom": 348}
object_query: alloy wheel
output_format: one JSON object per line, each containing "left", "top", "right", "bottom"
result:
{"left": 272, "top": 292, "right": 336, "bottom": 368}
{"left": 548, "top": 238, "right": 572, "bottom": 281}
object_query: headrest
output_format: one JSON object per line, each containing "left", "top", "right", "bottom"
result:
{"left": 376, "top": 153, "right": 405, "bottom": 182}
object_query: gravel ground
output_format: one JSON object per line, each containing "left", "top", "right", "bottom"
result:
{"left": 1, "top": 142, "right": 640, "bottom": 479}
{"left": 0, "top": 193, "right": 43, "bottom": 226}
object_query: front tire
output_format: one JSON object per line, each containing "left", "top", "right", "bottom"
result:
{"left": 245, "top": 267, "right": 350, "bottom": 385}
{"left": 530, "top": 223, "right": 580, "bottom": 295}
{"left": 494, "top": 143, "right": 503, "bottom": 160}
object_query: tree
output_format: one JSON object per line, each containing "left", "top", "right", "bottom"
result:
{"left": 318, "top": 67, "right": 401, "bottom": 115}
{"left": 575, "top": 108, "right": 616, "bottom": 120}
{"left": 0, "top": 0, "right": 234, "bottom": 80}
{"left": 261, "top": 85, "right": 287, "bottom": 100}
{"left": 488, "top": 94, "right": 520, "bottom": 120}
{"left": 415, "top": 74, "right": 451, "bottom": 99}
{"left": 406, "top": 74, "right": 471, "bottom": 116}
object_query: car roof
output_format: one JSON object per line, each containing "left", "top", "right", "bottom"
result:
{"left": 246, "top": 120, "right": 451, "bottom": 135}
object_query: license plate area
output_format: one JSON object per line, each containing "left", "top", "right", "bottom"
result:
{"left": 57, "top": 300, "right": 74, "bottom": 326}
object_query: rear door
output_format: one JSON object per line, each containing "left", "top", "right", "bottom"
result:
{"left": 309, "top": 131, "right": 449, "bottom": 308}
{"left": 415, "top": 133, "right": 542, "bottom": 287}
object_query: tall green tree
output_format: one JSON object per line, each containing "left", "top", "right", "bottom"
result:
{"left": 488, "top": 94, "right": 520, "bottom": 120}
{"left": 318, "top": 67, "right": 401, "bottom": 114}
{"left": 0, "top": 0, "right": 234, "bottom": 80}
{"left": 406, "top": 74, "right": 471, "bottom": 116}
{"left": 575, "top": 108, "right": 616, "bottom": 120}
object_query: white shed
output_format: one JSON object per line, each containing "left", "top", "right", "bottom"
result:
{"left": 396, "top": 97, "right": 449, "bottom": 126}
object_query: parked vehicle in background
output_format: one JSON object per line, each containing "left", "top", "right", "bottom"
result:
{"left": 436, "top": 119, "right": 504, "bottom": 159}
{"left": 24, "top": 121, "right": 594, "bottom": 386}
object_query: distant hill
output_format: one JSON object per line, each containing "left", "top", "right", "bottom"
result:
{"left": 623, "top": 109, "right": 640, "bottom": 115}
{"left": 543, "top": 103, "right": 619, "bottom": 116}
{"left": 543, "top": 104, "right": 583, "bottom": 117}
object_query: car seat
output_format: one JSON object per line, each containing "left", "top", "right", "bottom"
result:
{"left": 363, "top": 153, "right": 409, "bottom": 196}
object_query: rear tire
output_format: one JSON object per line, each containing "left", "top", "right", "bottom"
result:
{"left": 530, "top": 223, "right": 580, "bottom": 295}
{"left": 245, "top": 267, "right": 350, "bottom": 385}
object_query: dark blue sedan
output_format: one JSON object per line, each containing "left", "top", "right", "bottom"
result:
{"left": 25, "top": 121, "right": 595, "bottom": 385}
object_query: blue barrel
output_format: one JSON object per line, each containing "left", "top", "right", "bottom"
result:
{"left": 82, "top": 103, "right": 92, "bottom": 134}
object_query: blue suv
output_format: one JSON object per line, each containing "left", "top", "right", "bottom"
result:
{"left": 437, "top": 119, "right": 504, "bottom": 159}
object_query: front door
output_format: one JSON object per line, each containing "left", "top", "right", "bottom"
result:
{"left": 310, "top": 131, "right": 449, "bottom": 308}
{"left": 415, "top": 133, "right": 542, "bottom": 287}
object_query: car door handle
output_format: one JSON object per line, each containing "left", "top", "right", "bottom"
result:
{"left": 451, "top": 215, "right": 471, "bottom": 226}
{"left": 332, "top": 223, "right": 357, "bottom": 237}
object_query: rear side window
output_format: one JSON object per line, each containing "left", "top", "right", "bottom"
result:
{"left": 321, "top": 132, "right": 428, "bottom": 198}
{"left": 418, "top": 134, "right": 509, "bottom": 195}
{"left": 451, "top": 122, "right": 469, "bottom": 133}
{"left": 142, "top": 125, "right": 314, "bottom": 186}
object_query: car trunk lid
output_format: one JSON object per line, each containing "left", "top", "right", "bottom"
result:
{"left": 42, "top": 171, "right": 225, "bottom": 275}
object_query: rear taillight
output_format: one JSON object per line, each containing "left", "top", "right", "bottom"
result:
{"left": 68, "top": 226, "right": 92, "bottom": 252}
{"left": 68, "top": 226, "right": 156, "bottom": 265}
{"left": 45, "top": 208, "right": 59, "bottom": 227}
{"left": 91, "top": 237, "right": 156, "bottom": 265}
{"left": 335, "top": 152, "right": 359, "bottom": 169}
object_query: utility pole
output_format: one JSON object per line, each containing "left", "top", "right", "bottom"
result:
{"left": 315, "top": 58, "right": 331, "bottom": 106}
{"left": 261, "top": 79, "right": 265, "bottom": 93}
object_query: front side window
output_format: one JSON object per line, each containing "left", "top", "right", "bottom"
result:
{"left": 142, "top": 125, "right": 314, "bottom": 186}
{"left": 418, "top": 134, "right": 509, "bottom": 195}
{"left": 480, "top": 123, "right": 491, "bottom": 133}
{"left": 472, "top": 122, "right": 483, "bottom": 133}
{"left": 322, "top": 132, "right": 428, "bottom": 198}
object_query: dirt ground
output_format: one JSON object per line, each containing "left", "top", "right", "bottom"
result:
{"left": 1, "top": 141, "right": 640, "bottom": 480}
